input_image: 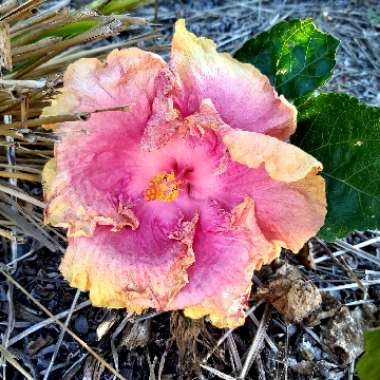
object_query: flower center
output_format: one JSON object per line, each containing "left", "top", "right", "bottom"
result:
{"left": 144, "top": 171, "right": 181, "bottom": 202}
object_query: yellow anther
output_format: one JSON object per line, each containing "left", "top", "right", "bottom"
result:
{"left": 144, "top": 171, "right": 181, "bottom": 202}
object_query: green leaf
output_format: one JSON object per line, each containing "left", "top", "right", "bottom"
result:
{"left": 234, "top": 18, "right": 339, "bottom": 102}
{"left": 88, "top": 0, "right": 145, "bottom": 15}
{"left": 39, "top": 20, "right": 100, "bottom": 39}
{"left": 11, "top": 20, "right": 101, "bottom": 45}
{"left": 357, "top": 328, "right": 380, "bottom": 380}
{"left": 291, "top": 93, "right": 380, "bottom": 241}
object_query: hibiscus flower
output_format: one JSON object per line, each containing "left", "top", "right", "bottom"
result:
{"left": 42, "top": 20, "right": 326, "bottom": 328}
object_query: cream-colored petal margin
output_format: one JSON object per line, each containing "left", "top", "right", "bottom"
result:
{"left": 223, "top": 129, "right": 322, "bottom": 183}
{"left": 41, "top": 158, "right": 56, "bottom": 198}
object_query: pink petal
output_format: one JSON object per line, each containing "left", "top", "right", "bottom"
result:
{"left": 42, "top": 48, "right": 166, "bottom": 139}
{"left": 218, "top": 129, "right": 326, "bottom": 253}
{"left": 169, "top": 198, "right": 279, "bottom": 328}
{"left": 43, "top": 49, "right": 170, "bottom": 235}
{"left": 170, "top": 20, "right": 297, "bottom": 140}
{"left": 60, "top": 203, "right": 197, "bottom": 311}
{"left": 222, "top": 164, "right": 325, "bottom": 253}
{"left": 223, "top": 129, "right": 322, "bottom": 182}
{"left": 253, "top": 169, "right": 326, "bottom": 253}
{"left": 140, "top": 68, "right": 180, "bottom": 151}
{"left": 44, "top": 103, "right": 226, "bottom": 236}
{"left": 44, "top": 125, "right": 141, "bottom": 236}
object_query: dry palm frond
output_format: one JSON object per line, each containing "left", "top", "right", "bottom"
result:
{"left": 0, "top": 0, "right": 156, "bottom": 246}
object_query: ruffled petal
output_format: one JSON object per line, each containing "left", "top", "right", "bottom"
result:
{"left": 44, "top": 126, "right": 141, "bottom": 236}
{"left": 60, "top": 203, "right": 197, "bottom": 311}
{"left": 140, "top": 68, "right": 180, "bottom": 151}
{"left": 43, "top": 49, "right": 170, "bottom": 236}
{"left": 223, "top": 129, "right": 322, "bottom": 182}
{"left": 44, "top": 100, "right": 226, "bottom": 236}
{"left": 186, "top": 110, "right": 326, "bottom": 254}
{"left": 252, "top": 168, "right": 326, "bottom": 252}
{"left": 170, "top": 20, "right": 296, "bottom": 140}
{"left": 169, "top": 198, "right": 279, "bottom": 328}
{"left": 42, "top": 48, "right": 166, "bottom": 137}
{"left": 218, "top": 162, "right": 326, "bottom": 253}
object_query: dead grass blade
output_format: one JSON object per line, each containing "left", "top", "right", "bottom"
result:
{"left": 0, "top": 343, "right": 34, "bottom": 380}
{"left": 0, "top": 78, "right": 47, "bottom": 88}
{"left": 43, "top": 289, "right": 81, "bottom": 380}
{"left": 0, "top": 105, "right": 130, "bottom": 129}
{"left": 200, "top": 364, "right": 236, "bottom": 380}
{"left": 10, "top": 0, "right": 71, "bottom": 36}
{"left": 0, "top": 226, "right": 15, "bottom": 240}
{"left": 0, "top": 1, "right": 20, "bottom": 15}
{"left": 239, "top": 304, "right": 271, "bottom": 379}
{"left": 0, "top": 182, "right": 45, "bottom": 207}
{"left": 335, "top": 239, "right": 380, "bottom": 267}
{"left": 0, "top": 201, "right": 56, "bottom": 250}
{"left": 0, "top": 21, "right": 12, "bottom": 70}
{"left": 227, "top": 334, "right": 242, "bottom": 373}
{"left": 8, "top": 300, "right": 91, "bottom": 346}
{"left": 0, "top": 170, "right": 39, "bottom": 181}
{"left": 0, "top": 0, "right": 45, "bottom": 24}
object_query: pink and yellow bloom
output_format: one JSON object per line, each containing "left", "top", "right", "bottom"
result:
{"left": 42, "top": 20, "right": 326, "bottom": 328}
